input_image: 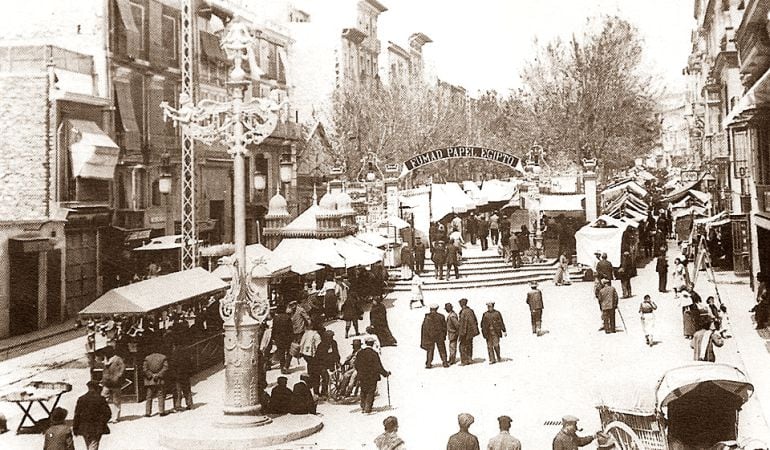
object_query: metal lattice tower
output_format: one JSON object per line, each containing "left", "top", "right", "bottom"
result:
{"left": 180, "top": 0, "right": 197, "bottom": 269}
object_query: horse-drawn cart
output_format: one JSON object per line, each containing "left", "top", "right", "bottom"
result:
{"left": 596, "top": 363, "right": 763, "bottom": 450}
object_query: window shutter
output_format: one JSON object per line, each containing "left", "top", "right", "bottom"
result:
{"left": 148, "top": 0, "right": 165, "bottom": 69}
{"left": 114, "top": 80, "right": 141, "bottom": 151}
{"left": 116, "top": 0, "right": 140, "bottom": 58}
{"left": 148, "top": 84, "right": 165, "bottom": 149}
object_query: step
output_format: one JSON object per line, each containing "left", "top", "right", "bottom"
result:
{"left": 389, "top": 268, "right": 585, "bottom": 291}
{"left": 389, "top": 269, "right": 586, "bottom": 291}
{"left": 388, "top": 259, "right": 558, "bottom": 273}
{"left": 390, "top": 265, "right": 566, "bottom": 280}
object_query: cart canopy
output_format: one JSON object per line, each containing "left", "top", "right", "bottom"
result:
{"left": 656, "top": 363, "right": 753, "bottom": 411}
{"left": 211, "top": 243, "right": 292, "bottom": 280}
{"left": 79, "top": 267, "right": 227, "bottom": 317}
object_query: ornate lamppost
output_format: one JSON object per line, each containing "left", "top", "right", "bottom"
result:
{"left": 357, "top": 151, "right": 385, "bottom": 231}
{"left": 161, "top": 19, "right": 283, "bottom": 425}
{"left": 525, "top": 145, "right": 544, "bottom": 260}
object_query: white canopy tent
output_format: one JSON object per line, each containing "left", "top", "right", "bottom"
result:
{"left": 462, "top": 180, "right": 488, "bottom": 206}
{"left": 575, "top": 215, "right": 631, "bottom": 267}
{"left": 480, "top": 179, "right": 521, "bottom": 204}
{"left": 539, "top": 194, "right": 585, "bottom": 212}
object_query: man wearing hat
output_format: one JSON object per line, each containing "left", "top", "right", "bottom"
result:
{"left": 374, "top": 416, "right": 406, "bottom": 450}
{"left": 413, "top": 237, "right": 426, "bottom": 275}
{"left": 487, "top": 415, "right": 522, "bottom": 450}
{"left": 73, "top": 380, "right": 111, "bottom": 450}
{"left": 598, "top": 278, "right": 619, "bottom": 334}
{"left": 595, "top": 253, "right": 614, "bottom": 285}
{"left": 354, "top": 337, "right": 390, "bottom": 414}
{"left": 526, "top": 281, "right": 545, "bottom": 336}
{"left": 447, "top": 413, "right": 480, "bottom": 450}
{"left": 552, "top": 415, "right": 596, "bottom": 450}
{"left": 457, "top": 298, "right": 480, "bottom": 365}
{"left": 480, "top": 301, "right": 506, "bottom": 364}
{"left": 420, "top": 304, "right": 449, "bottom": 368}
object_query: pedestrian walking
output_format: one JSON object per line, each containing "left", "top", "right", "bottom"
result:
{"left": 73, "top": 380, "right": 111, "bottom": 450}
{"left": 414, "top": 237, "right": 426, "bottom": 274}
{"left": 342, "top": 294, "right": 362, "bottom": 338}
{"left": 467, "top": 213, "right": 478, "bottom": 245}
{"left": 316, "top": 330, "right": 340, "bottom": 397}
{"left": 273, "top": 306, "right": 294, "bottom": 373}
{"left": 445, "top": 303, "right": 459, "bottom": 365}
{"left": 639, "top": 294, "right": 657, "bottom": 346}
{"left": 489, "top": 212, "right": 500, "bottom": 246}
{"left": 432, "top": 240, "right": 447, "bottom": 280}
{"left": 420, "top": 304, "right": 449, "bottom": 368}
{"left": 595, "top": 253, "right": 614, "bottom": 284}
{"left": 509, "top": 233, "right": 521, "bottom": 268}
{"left": 99, "top": 346, "right": 124, "bottom": 423}
{"left": 480, "top": 301, "right": 506, "bottom": 364}
{"left": 44, "top": 407, "right": 74, "bottom": 450}
{"left": 451, "top": 214, "right": 463, "bottom": 237}
{"left": 518, "top": 225, "right": 530, "bottom": 255}
{"left": 487, "top": 415, "right": 522, "bottom": 450}
{"left": 354, "top": 337, "right": 390, "bottom": 414}
{"left": 374, "top": 416, "right": 406, "bottom": 450}
{"left": 370, "top": 297, "right": 398, "bottom": 346}
{"left": 672, "top": 258, "right": 687, "bottom": 298}
{"left": 655, "top": 250, "right": 669, "bottom": 292}
{"left": 598, "top": 279, "right": 618, "bottom": 334}
{"left": 619, "top": 251, "right": 635, "bottom": 298}
{"left": 478, "top": 215, "right": 490, "bottom": 251}
{"left": 410, "top": 273, "right": 425, "bottom": 309}
{"left": 553, "top": 253, "right": 571, "bottom": 285}
{"left": 168, "top": 343, "right": 194, "bottom": 412}
{"left": 681, "top": 291, "right": 698, "bottom": 339}
{"left": 142, "top": 351, "right": 169, "bottom": 417}
{"left": 300, "top": 325, "right": 322, "bottom": 394}
{"left": 458, "top": 298, "right": 480, "bottom": 365}
{"left": 291, "top": 301, "right": 310, "bottom": 343}
{"left": 400, "top": 244, "right": 414, "bottom": 280}
{"left": 552, "top": 415, "right": 596, "bottom": 450}
{"left": 526, "top": 281, "right": 545, "bottom": 336}
{"left": 751, "top": 271, "right": 769, "bottom": 329}
{"left": 691, "top": 319, "right": 724, "bottom": 362}
{"left": 447, "top": 413, "right": 480, "bottom": 450}
{"left": 446, "top": 240, "right": 461, "bottom": 280}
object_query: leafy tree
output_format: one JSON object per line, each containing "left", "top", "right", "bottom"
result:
{"left": 519, "top": 15, "right": 661, "bottom": 179}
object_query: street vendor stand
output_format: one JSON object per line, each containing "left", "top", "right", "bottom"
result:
{"left": 0, "top": 381, "right": 71, "bottom": 434}
{"left": 78, "top": 267, "right": 228, "bottom": 402}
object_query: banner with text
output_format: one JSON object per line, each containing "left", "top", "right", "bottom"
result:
{"left": 400, "top": 146, "right": 524, "bottom": 177}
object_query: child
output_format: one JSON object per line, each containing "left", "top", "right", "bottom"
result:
{"left": 719, "top": 304, "right": 732, "bottom": 338}
{"left": 410, "top": 273, "right": 425, "bottom": 309}
{"left": 639, "top": 294, "right": 657, "bottom": 347}
{"left": 44, "top": 407, "right": 74, "bottom": 450}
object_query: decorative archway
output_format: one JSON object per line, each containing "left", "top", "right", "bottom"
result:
{"left": 399, "top": 146, "right": 525, "bottom": 177}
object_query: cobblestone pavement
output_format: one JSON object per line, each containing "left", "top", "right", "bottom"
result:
{"left": 0, "top": 243, "right": 768, "bottom": 449}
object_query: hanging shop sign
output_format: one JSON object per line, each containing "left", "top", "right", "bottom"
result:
{"left": 400, "top": 146, "right": 524, "bottom": 176}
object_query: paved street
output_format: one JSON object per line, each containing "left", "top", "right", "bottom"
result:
{"left": 0, "top": 242, "right": 768, "bottom": 449}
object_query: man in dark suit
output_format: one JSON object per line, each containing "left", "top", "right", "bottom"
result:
{"left": 598, "top": 279, "right": 619, "bottom": 333}
{"left": 73, "top": 380, "right": 111, "bottom": 450}
{"left": 143, "top": 352, "right": 169, "bottom": 417}
{"left": 480, "top": 301, "right": 506, "bottom": 364}
{"left": 272, "top": 306, "right": 294, "bottom": 373}
{"left": 457, "top": 298, "right": 480, "bottom": 365}
{"left": 420, "top": 304, "right": 449, "bottom": 369}
{"left": 354, "top": 337, "right": 390, "bottom": 414}
{"left": 655, "top": 250, "right": 668, "bottom": 292}
{"left": 413, "top": 237, "right": 426, "bottom": 274}
{"left": 168, "top": 344, "right": 193, "bottom": 413}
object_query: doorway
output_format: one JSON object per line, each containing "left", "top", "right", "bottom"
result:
{"left": 9, "top": 252, "right": 39, "bottom": 335}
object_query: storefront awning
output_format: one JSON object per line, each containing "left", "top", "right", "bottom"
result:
{"left": 78, "top": 267, "right": 227, "bottom": 317}
{"left": 332, "top": 237, "right": 383, "bottom": 268}
{"left": 273, "top": 238, "right": 345, "bottom": 271}
{"left": 725, "top": 67, "right": 770, "bottom": 128}
{"left": 68, "top": 120, "right": 119, "bottom": 180}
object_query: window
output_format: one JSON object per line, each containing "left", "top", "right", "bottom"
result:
{"left": 161, "top": 14, "right": 177, "bottom": 64}
{"left": 732, "top": 128, "right": 749, "bottom": 178}
{"left": 131, "top": 2, "right": 145, "bottom": 51}
{"left": 757, "top": 126, "right": 770, "bottom": 185}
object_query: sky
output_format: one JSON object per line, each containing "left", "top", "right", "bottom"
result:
{"left": 378, "top": 0, "right": 695, "bottom": 97}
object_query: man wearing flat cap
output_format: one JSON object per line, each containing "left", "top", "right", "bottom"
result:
{"left": 447, "top": 413, "right": 480, "bottom": 450}
{"left": 598, "top": 278, "right": 619, "bottom": 334}
{"left": 552, "top": 415, "right": 595, "bottom": 450}
{"left": 480, "top": 301, "right": 506, "bottom": 364}
{"left": 420, "top": 304, "right": 449, "bottom": 368}
{"left": 488, "top": 415, "right": 522, "bottom": 450}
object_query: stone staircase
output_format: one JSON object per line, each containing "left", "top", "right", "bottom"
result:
{"left": 387, "top": 248, "right": 585, "bottom": 292}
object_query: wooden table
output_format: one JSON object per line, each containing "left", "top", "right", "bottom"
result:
{"left": 0, "top": 381, "right": 72, "bottom": 434}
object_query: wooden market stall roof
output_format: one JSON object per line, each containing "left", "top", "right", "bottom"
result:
{"left": 78, "top": 267, "right": 227, "bottom": 317}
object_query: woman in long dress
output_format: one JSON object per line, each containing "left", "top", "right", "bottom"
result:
{"left": 553, "top": 254, "right": 571, "bottom": 285}
{"left": 681, "top": 291, "right": 697, "bottom": 339}
{"left": 369, "top": 297, "right": 397, "bottom": 346}
{"left": 672, "top": 258, "right": 687, "bottom": 298}
{"left": 639, "top": 294, "right": 657, "bottom": 346}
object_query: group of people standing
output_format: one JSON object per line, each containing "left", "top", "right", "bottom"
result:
{"left": 419, "top": 299, "right": 487, "bottom": 367}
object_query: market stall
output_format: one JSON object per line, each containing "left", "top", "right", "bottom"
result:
{"left": 78, "top": 267, "right": 228, "bottom": 401}
{"left": 576, "top": 215, "right": 635, "bottom": 267}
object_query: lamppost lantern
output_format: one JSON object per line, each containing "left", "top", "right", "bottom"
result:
{"left": 253, "top": 169, "right": 266, "bottom": 191}
{"left": 366, "top": 162, "right": 376, "bottom": 182}
{"left": 159, "top": 152, "right": 173, "bottom": 195}
{"left": 279, "top": 153, "right": 293, "bottom": 183}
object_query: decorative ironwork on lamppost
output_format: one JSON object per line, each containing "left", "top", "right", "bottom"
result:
{"left": 160, "top": 18, "right": 284, "bottom": 424}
